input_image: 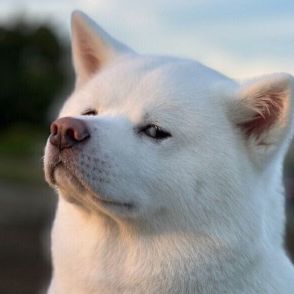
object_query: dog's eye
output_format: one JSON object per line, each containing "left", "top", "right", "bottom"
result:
{"left": 140, "top": 124, "right": 172, "bottom": 140}
{"left": 82, "top": 109, "right": 97, "bottom": 116}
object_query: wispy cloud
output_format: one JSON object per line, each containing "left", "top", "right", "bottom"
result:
{"left": 0, "top": 0, "right": 293, "bottom": 78}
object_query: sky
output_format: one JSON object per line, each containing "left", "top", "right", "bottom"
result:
{"left": 0, "top": 0, "right": 293, "bottom": 79}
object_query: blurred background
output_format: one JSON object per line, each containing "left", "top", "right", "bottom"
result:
{"left": 0, "top": 1, "right": 293, "bottom": 293}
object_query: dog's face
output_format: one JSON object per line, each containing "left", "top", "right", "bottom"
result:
{"left": 44, "top": 11, "right": 294, "bottom": 228}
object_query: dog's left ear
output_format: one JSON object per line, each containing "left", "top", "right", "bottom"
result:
{"left": 230, "top": 73, "right": 294, "bottom": 163}
{"left": 71, "top": 10, "right": 134, "bottom": 86}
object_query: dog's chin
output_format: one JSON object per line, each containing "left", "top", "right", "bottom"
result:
{"left": 54, "top": 165, "right": 87, "bottom": 195}
{"left": 48, "top": 163, "right": 136, "bottom": 216}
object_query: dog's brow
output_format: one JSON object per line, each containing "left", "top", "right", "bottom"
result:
{"left": 143, "top": 112, "right": 150, "bottom": 120}
{"left": 141, "top": 112, "right": 153, "bottom": 125}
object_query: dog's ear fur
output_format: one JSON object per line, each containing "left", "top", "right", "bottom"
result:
{"left": 230, "top": 73, "right": 294, "bottom": 163}
{"left": 71, "top": 11, "right": 133, "bottom": 86}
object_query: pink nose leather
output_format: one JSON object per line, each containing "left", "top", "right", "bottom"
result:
{"left": 49, "top": 117, "right": 90, "bottom": 150}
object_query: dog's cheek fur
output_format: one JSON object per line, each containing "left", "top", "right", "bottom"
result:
{"left": 79, "top": 112, "right": 255, "bottom": 231}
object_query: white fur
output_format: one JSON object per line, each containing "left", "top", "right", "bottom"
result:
{"left": 44, "top": 11, "right": 294, "bottom": 293}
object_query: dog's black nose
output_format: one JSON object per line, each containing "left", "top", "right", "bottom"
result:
{"left": 49, "top": 117, "right": 90, "bottom": 150}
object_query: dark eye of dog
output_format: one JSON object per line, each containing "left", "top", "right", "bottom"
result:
{"left": 82, "top": 109, "right": 97, "bottom": 116}
{"left": 141, "top": 124, "right": 172, "bottom": 140}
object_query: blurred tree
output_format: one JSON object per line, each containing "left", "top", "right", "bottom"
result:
{"left": 0, "top": 22, "right": 67, "bottom": 130}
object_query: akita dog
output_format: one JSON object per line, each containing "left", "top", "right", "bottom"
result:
{"left": 44, "top": 10, "right": 294, "bottom": 293}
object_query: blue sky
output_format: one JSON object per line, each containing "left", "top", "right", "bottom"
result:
{"left": 0, "top": 0, "right": 293, "bottom": 79}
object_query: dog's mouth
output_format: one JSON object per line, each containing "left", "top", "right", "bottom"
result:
{"left": 47, "top": 160, "right": 134, "bottom": 210}
{"left": 46, "top": 160, "right": 62, "bottom": 186}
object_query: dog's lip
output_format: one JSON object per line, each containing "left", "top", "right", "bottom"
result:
{"left": 97, "top": 198, "right": 134, "bottom": 209}
{"left": 48, "top": 160, "right": 63, "bottom": 185}
{"left": 48, "top": 161, "right": 134, "bottom": 209}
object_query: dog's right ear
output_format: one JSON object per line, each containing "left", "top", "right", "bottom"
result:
{"left": 71, "top": 11, "right": 134, "bottom": 87}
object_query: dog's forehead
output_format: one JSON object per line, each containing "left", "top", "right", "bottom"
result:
{"left": 96, "top": 56, "right": 228, "bottom": 104}
{"left": 63, "top": 56, "right": 232, "bottom": 122}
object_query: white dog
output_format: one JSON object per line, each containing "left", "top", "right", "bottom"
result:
{"left": 44, "top": 10, "right": 294, "bottom": 293}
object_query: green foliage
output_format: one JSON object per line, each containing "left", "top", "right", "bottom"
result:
{"left": 0, "top": 123, "right": 48, "bottom": 183}
{"left": 0, "top": 22, "right": 67, "bottom": 129}
{"left": 0, "top": 21, "right": 69, "bottom": 182}
{"left": 0, "top": 124, "right": 46, "bottom": 157}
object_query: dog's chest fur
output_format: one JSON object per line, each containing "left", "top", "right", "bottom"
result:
{"left": 49, "top": 199, "right": 294, "bottom": 294}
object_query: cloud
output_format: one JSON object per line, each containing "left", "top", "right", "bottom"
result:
{"left": 0, "top": 0, "right": 293, "bottom": 78}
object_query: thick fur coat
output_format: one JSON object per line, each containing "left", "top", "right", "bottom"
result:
{"left": 44, "top": 11, "right": 294, "bottom": 293}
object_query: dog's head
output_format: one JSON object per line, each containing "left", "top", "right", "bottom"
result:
{"left": 44, "top": 11, "right": 294, "bottom": 230}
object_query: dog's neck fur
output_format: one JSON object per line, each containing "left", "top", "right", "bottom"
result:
{"left": 49, "top": 175, "right": 292, "bottom": 294}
